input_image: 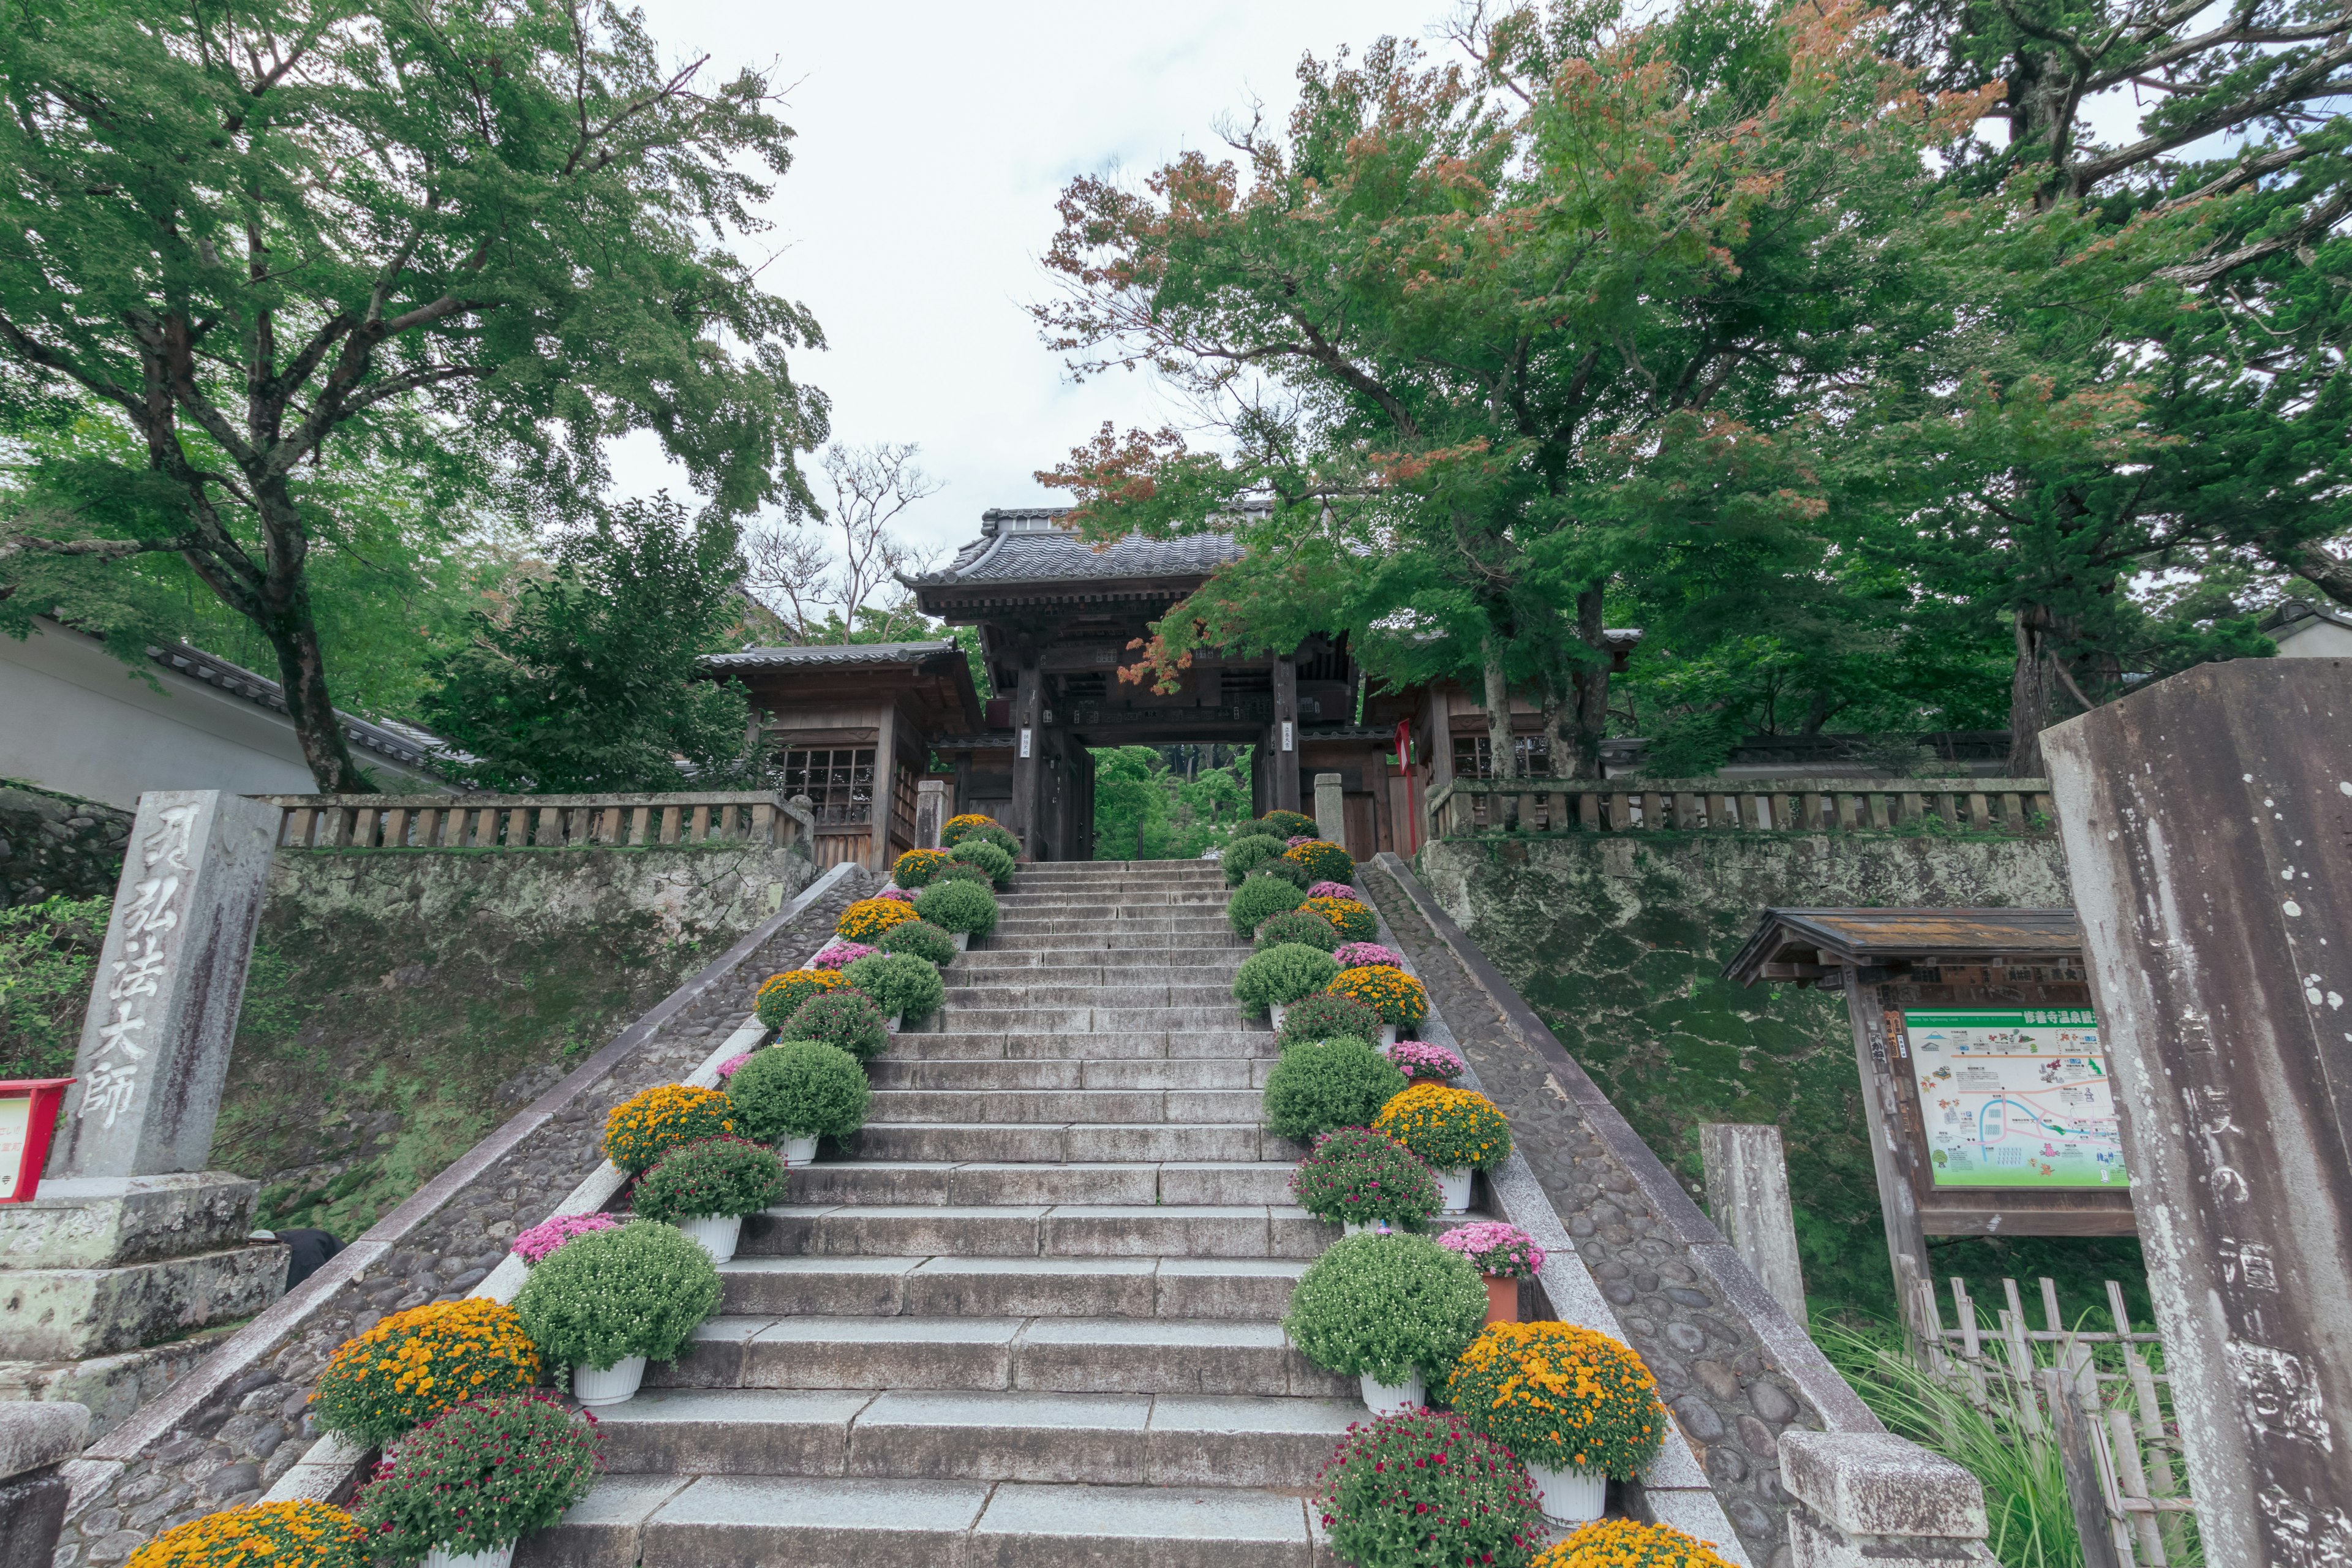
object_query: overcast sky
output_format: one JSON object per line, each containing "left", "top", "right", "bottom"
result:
{"left": 609, "top": 0, "right": 1453, "bottom": 567}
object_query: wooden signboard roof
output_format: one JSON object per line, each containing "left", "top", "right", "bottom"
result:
{"left": 1722, "top": 907, "right": 2082, "bottom": 987}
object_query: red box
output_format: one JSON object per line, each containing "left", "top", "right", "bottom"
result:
{"left": 0, "top": 1079, "right": 75, "bottom": 1204}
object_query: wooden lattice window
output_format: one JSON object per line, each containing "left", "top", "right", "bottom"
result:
{"left": 781, "top": 748, "right": 874, "bottom": 825}
{"left": 1452, "top": 734, "right": 1553, "bottom": 779}
{"left": 892, "top": 758, "right": 919, "bottom": 843}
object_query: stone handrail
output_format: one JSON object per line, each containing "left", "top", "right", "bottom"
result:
{"left": 1427, "top": 775, "right": 2056, "bottom": 840}
{"left": 256, "top": 791, "right": 819, "bottom": 853}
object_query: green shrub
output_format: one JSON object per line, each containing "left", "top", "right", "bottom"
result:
{"left": 1255, "top": 856, "right": 1312, "bottom": 891}
{"left": 514, "top": 1219, "right": 720, "bottom": 1369}
{"left": 1289, "top": 1126, "right": 1442, "bottom": 1229}
{"left": 1284, "top": 1232, "right": 1488, "bottom": 1382}
{"left": 1255, "top": 910, "right": 1341, "bottom": 952}
{"left": 1258, "top": 809, "right": 1318, "bottom": 839}
{"left": 1278, "top": 991, "right": 1384, "bottom": 1046}
{"left": 631, "top": 1136, "right": 785, "bottom": 1221}
{"left": 1283, "top": 839, "right": 1356, "bottom": 884}
{"left": 728, "top": 1040, "right": 870, "bottom": 1141}
{"left": 0, "top": 895, "right": 105, "bottom": 1080}
{"left": 352, "top": 1393, "right": 600, "bottom": 1561}
{"left": 892, "top": 848, "right": 954, "bottom": 888}
{"left": 939, "top": 812, "right": 1000, "bottom": 848}
{"left": 916, "top": 877, "right": 1000, "bottom": 937}
{"left": 950, "top": 838, "right": 1016, "bottom": 886}
{"left": 880, "top": 919, "right": 958, "bottom": 966}
{"left": 784, "top": 987, "right": 891, "bottom": 1061}
{"left": 1232, "top": 943, "right": 1342, "bottom": 1013}
{"left": 1220, "top": 834, "right": 1289, "bottom": 885}
{"left": 1262, "top": 1036, "right": 1408, "bottom": 1142}
{"left": 844, "top": 951, "right": 946, "bottom": 1022}
{"left": 930, "top": 860, "right": 994, "bottom": 888}
{"left": 962, "top": 823, "right": 1022, "bottom": 860}
{"left": 1227, "top": 872, "right": 1306, "bottom": 935}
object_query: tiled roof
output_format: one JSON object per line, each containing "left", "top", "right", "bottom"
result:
{"left": 143, "top": 639, "right": 455, "bottom": 771}
{"left": 702, "top": 640, "right": 963, "bottom": 671}
{"left": 906, "top": 506, "right": 1259, "bottom": 589}
{"left": 1722, "top": 907, "right": 2081, "bottom": 986}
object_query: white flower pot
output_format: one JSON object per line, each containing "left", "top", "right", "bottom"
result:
{"left": 422, "top": 1544, "right": 514, "bottom": 1568}
{"left": 952, "top": 930, "right": 970, "bottom": 952}
{"left": 1436, "top": 1166, "right": 1473, "bottom": 1214}
{"left": 1524, "top": 1460, "right": 1607, "bottom": 1524}
{"left": 1342, "top": 1220, "right": 1393, "bottom": 1237}
{"left": 1378, "top": 1024, "right": 1398, "bottom": 1047}
{"left": 677, "top": 1213, "right": 740, "bottom": 1264}
{"left": 1360, "top": 1368, "right": 1425, "bottom": 1416}
{"left": 780, "top": 1134, "right": 819, "bottom": 1167}
{"left": 886, "top": 1011, "right": 903, "bottom": 1033}
{"left": 573, "top": 1356, "right": 646, "bottom": 1408}
{"left": 1269, "top": 1003, "right": 1287, "bottom": 1032}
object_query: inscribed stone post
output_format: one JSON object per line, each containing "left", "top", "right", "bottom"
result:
{"left": 1313, "top": 773, "right": 1345, "bottom": 846}
{"left": 2042, "top": 660, "right": 2351, "bottom": 1566}
{"left": 1699, "top": 1123, "right": 1807, "bottom": 1322}
{"left": 48, "top": 791, "right": 280, "bottom": 1180}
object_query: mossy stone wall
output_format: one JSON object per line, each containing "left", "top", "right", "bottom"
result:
{"left": 213, "top": 843, "right": 815, "bottom": 1238}
{"left": 1419, "top": 831, "right": 2147, "bottom": 1321}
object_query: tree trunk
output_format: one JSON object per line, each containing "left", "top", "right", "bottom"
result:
{"left": 1482, "top": 637, "right": 1516, "bottom": 778}
{"left": 2293, "top": 540, "right": 2352, "bottom": 608}
{"left": 262, "top": 592, "right": 372, "bottom": 793}
{"left": 1568, "top": 587, "right": 1609, "bottom": 781}
{"left": 2006, "top": 606, "right": 2073, "bottom": 778}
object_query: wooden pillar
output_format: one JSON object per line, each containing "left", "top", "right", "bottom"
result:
{"left": 1841, "top": 967, "right": 1934, "bottom": 1351}
{"left": 868, "top": 706, "right": 898, "bottom": 874}
{"left": 2044, "top": 661, "right": 2352, "bottom": 1567}
{"left": 1009, "top": 654, "right": 1043, "bottom": 858}
{"left": 1271, "top": 654, "right": 1300, "bottom": 815}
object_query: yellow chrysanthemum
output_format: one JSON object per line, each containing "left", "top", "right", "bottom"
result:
{"left": 1373, "top": 1081, "right": 1510, "bottom": 1169}
{"left": 603, "top": 1082, "right": 734, "bottom": 1171}
{"left": 1531, "top": 1518, "right": 1737, "bottom": 1568}
{"left": 129, "top": 1502, "right": 370, "bottom": 1568}
{"left": 837, "top": 897, "right": 922, "bottom": 940}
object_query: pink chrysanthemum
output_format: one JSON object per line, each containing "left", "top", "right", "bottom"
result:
{"left": 510, "top": 1211, "right": 619, "bottom": 1265}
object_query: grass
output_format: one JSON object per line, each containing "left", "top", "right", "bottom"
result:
{"left": 1817, "top": 1321, "right": 2202, "bottom": 1568}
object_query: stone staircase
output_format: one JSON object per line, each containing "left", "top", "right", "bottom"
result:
{"left": 543, "top": 858, "right": 1378, "bottom": 1566}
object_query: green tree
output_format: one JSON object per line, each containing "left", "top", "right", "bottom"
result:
{"left": 0, "top": 0, "right": 825, "bottom": 789}
{"left": 1037, "top": 0, "right": 1991, "bottom": 778}
{"left": 421, "top": 495, "right": 756, "bottom": 791}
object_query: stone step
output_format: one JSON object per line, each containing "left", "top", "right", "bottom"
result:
{"left": 942, "top": 1006, "right": 1253, "bottom": 1033}
{"left": 590, "top": 1386, "right": 1360, "bottom": 1488}
{"left": 846, "top": 1121, "right": 1291, "bottom": 1164}
{"left": 876, "top": 1030, "right": 1275, "bottom": 1062}
{"left": 525, "top": 1474, "right": 1326, "bottom": 1568}
{"left": 941, "top": 982, "right": 1238, "bottom": 1008}
{"left": 739, "top": 1202, "right": 1334, "bottom": 1259}
{"left": 654, "top": 1314, "right": 1349, "bottom": 1398}
{"left": 785, "top": 1159, "right": 1297, "bottom": 1207}
{"left": 955, "top": 949, "right": 1240, "bottom": 973}
{"left": 944, "top": 963, "right": 1243, "bottom": 987}
{"left": 995, "top": 916, "right": 1236, "bottom": 937}
{"left": 867, "top": 1057, "right": 1274, "bottom": 1091}
{"left": 866, "top": 1088, "right": 1261, "bottom": 1125}
{"left": 985, "top": 931, "right": 1242, "bottom": 954}
{"left": 715, "top": 1254, "right": 1309, "bottom": 1320}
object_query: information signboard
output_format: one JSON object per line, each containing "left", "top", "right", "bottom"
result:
{"left": 1904, "top": 1009, "right": 2129, "bottom": 1189}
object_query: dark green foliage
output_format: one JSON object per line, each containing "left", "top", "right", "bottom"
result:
{"left": 1283, "top": 840, "right": 1355, "bottom": 884}
{"left": 1258, "top": 811, "right": 1317, "bottom": 839}
{"left": 1089, "top": 744, "right": 1256, "bottom": 861}
{"left": 1220, "top": 834, "right": 1289, "bottom": 885}
{"left": 1227, "top": 873, "right": 1306, "bottom": 936}
{"left": 843, "top": 952, "right": 946, "bottom": 1022}
{"left": 930, "top": 861, "right": 993, "bottom": 888}
{"left": 726, "top": 1041, "right": 869, "bottom": 1142}
{"left": 353, "top": 1394, "right": 600, "bottom": 1561}
{"left": 514, "top": 1219, "right": 721, "bottom": 1368}
{"left": 783, "top": 988, "right": 891, "bottom": 1061}
{"left": 631, "top": 1136, "right": 785, "bottom": 1222}
{"left": 1316, "top": 1409, "right": 1545, "bottom": 1568}
{"left": 879, "top": 919, "right": 957, "bottom": 967}
{"left": 0, "top": 895, "right": 104, "bottom": 1080}
{"left": 1231, "top": 943, "right": 1342, "bottom": 1012}
{"left": 423, "top": 497, "right": 760, "bottom": 791}
{"left": 914, "top": 878, "right": 999, "bottom": 937}
{"left": 1262, "top": 1037, "right": 1408, "bottom": 1142}
{"left": 950, "top": 839, "right": 1015, "bottom": 888}
{"left": 1285, "top": 1232, "right": 1487, "bottom": 1382}
{"left": 1256, "top": 910, "right": 1342, "bottom": 953}
{"left": 1278, "top": 991, "right": 1384, "bottom": 1047}
{"left": 1289, "top": 1126, "right": 1442, "bottom": 1229}
{"left": 960, "top": 824, "right": 1022, "bottom": 861}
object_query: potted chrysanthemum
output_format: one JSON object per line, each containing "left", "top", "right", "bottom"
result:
{"left": 1444, "top": 1321, "right": 1667, "bottom": 1525}
{"left": 350, "top": 1393, "right": 599, "bottom": 1568}
{"left": 1373, "top": 1082, "right": 1512, "bottom": 1214}
{"left": 1436, "top": 1221, "right": 1545, "bottom": 1324}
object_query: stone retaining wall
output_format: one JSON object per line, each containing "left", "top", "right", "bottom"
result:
{"left": 1365, "top": 854, "right": 1883, "bottom": 1568}
{"left": 51, "top": 862, "right": 874, "bottom": 1566}
{"left": 0, "top": 782, "right": 131, "bottom": 910}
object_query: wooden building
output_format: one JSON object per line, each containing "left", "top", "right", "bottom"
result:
{"left": 899, "top": 507, "right": 1638, "bottom": 861}
{"left": 703, "top": 641, "right": 982, "bottom": 871}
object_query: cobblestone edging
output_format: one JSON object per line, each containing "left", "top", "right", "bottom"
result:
{"left": 1363, "top": 854, "right": 1883, "bottom": 1568}
{"left": 50, "top": 862, "right": 875, "bottom": 1566}
{"left": 0, "top": 782, "right": 132, "bottom": 910}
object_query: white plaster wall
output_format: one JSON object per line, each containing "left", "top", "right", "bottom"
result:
{"left": 2272, "top": 613, "right": 2352, "bottom": 658}
{"left": 0, "top": 622, "right": 442, "bottom": 807}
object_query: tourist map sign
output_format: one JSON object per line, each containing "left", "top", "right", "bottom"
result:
{"left": 1904, "top": 1009, "right": 2130, "bottom": 1189}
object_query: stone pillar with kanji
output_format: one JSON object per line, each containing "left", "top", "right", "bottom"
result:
{"left": 0, "top": 791, "right": 289, "bottom": 1431}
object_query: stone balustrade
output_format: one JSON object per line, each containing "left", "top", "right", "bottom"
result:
{"left": 258, "top": 790, "right": 818, "bottom": 853}
{"left": 1427, "top": 775, "right": 2056, "bottom": 840}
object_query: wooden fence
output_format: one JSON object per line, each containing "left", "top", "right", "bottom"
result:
{"left": 1425, "top": 776, "right": 2056, "bottom": 839}
{"left": 256, "top": 791, "right": 818, "bottom": 853}
{"left": 1912, "top": 1274, "right": 2195, "bottom": 1567}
